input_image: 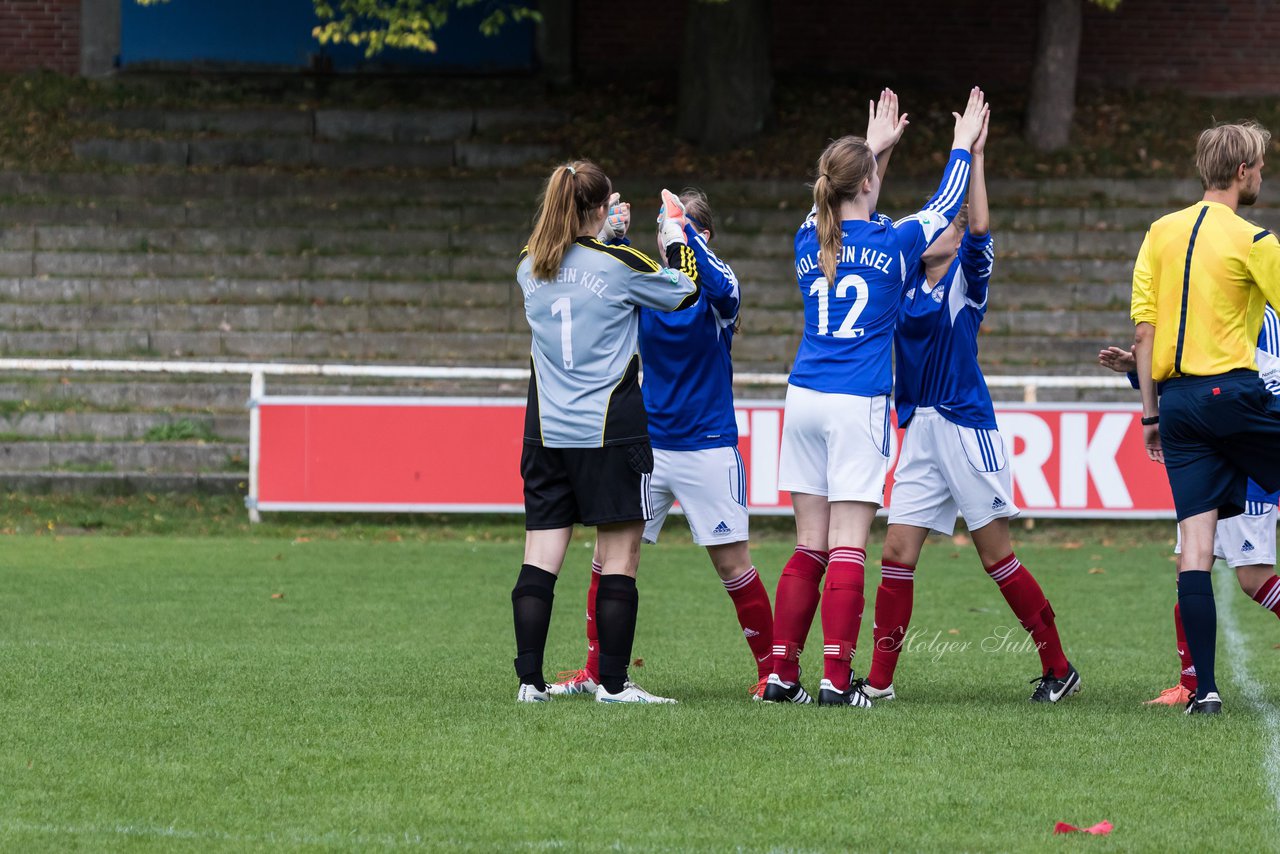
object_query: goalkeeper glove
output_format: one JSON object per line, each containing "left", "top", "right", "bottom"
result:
{"left": 597, "top": 192, "right": 630, "bottom": 242}
{"left": 656, "top": 188, "right": 688, "bottom": 249}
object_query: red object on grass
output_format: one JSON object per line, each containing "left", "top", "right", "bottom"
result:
{"left": 1053, "top": 821, "right": 1114, "bottom": 836}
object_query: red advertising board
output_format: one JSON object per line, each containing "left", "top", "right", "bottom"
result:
{"left": 253, "top": 398, "right": 1174, "bottom": 518}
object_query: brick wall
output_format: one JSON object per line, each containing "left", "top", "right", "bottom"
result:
{"left": 0, "top": 0, "right": 81, "bottom": 75}
{"left": 576, "top": 0, "right": 1280, "bottom": 96}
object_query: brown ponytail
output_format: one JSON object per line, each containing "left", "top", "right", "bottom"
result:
{"left": 528, "top": 160, "right": 611, "bottom": 280}
{"left": 813, "top": 136, "right": 876, "bottom": 285}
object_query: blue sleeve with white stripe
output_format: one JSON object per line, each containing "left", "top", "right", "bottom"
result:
{"left": 684, "top": 223, "right": 739, "bottom": 326}
{"left": 958, "top": 230, "right": 994, "bottom": 308}
{"left": 892, "top": 150, "right": 972, "bottom": 263}
{"left": 1258, "top": 304, "right": 1280, "bottom": 357}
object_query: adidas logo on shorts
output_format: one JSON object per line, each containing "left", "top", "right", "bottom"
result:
{"left": 743, "top": 628, "right": 760, "bottom": 638}
{"left": 1243, "top": 539, "right": 1256, "bottom": 552}
{"left": 991, "top": 496, "right": 1006, "bottom": 510}
{"left": 713, "top": 521, "right": 732, "bottom": 535}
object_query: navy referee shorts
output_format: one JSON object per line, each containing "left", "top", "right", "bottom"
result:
{"left": 1160, "top": 369, "right": 1280, "bottom": 521}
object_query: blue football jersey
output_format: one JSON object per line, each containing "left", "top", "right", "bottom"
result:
{"left": 639, "top": 223, "right": 741, "bottom": 451}
{"left": 789, "top": 150, "right": 972, "bottom": 396}
{"left": 895, "top": 229, "right": 997, "bottom": 429}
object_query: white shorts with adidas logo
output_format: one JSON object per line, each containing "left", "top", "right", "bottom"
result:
{"left": 1174, "top": 501, "right": 1277, "bottom": 567}
{"left": 643, "top": 446, "right": 749, "bottom": 546}
{"left": 887, "top": 407, "right": 1020, "bottom": 536}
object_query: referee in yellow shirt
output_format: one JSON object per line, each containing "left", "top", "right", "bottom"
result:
{"left": 1131, "top": 121, "right": 1280, "bottom": 714}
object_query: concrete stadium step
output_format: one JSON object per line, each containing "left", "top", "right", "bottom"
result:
{"left": 88, "top": 107, "right": 567, "bottom": 140}
{"left": 0, "top": 470, "right": 243, "bottom": 495}
{"left": 74, "top": 106, "right": 567, "bottom": 170}
{"left": 0, "top": 440, "right": 245, "bottom": 472}
{"left": 0, "top": 378, "right": 247, "bottom": 411}
{"left": 0, "top": 278, "right": 498, "bottom": 307}
{"left": 0, "top": 330, "right": 532, "bottom": 361}
{"left": 0, "top": 410, "right": 243, "bottom": 441}
{"left": 73, "top": 138, "right": 561, "bottom": 171}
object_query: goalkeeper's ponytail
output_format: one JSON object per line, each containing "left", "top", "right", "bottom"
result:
{"left": 813, "top": 136, "right": 875, "bottom": 285}
{"left": 529, "top": 160, "right": 611, "bottom": 281}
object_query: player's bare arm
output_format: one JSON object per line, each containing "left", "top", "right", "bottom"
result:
{"left": 1132, "top": 322, "right": 1162, "bottom": 463}
{"left": 968, "top": 110, "right": 990, "bottom": 237}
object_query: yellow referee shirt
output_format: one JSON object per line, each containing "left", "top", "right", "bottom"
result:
{"left": 1131, "top": 201, "right": 1280, "bottom": 381}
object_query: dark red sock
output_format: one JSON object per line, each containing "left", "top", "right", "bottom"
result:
{"left": 1174, "top": 602, "right": 1196, "bottom": 692}
{"left": 821, "top": 546, "right": 867, "bottom": 692}
{"left": 868, "top": 560, "right": 915, "bottom": 690}
{"left": 770, "top": 546, "right": 828, "bottom": 684}
{"left": 984, "top": 553, "right": 1070, "bottom": 677}
{"left": 723, "top": 566, "right": 774, "bottom": 679}
{"left": 585, "top": 560, "right": 601, "bottom": 680}
{"left": 1251, "top": 576, "right": 1280, "bottom": 619}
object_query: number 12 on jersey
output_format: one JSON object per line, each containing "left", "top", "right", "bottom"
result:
{"left": 809, "top": 274, "right": 869, "bottom": 338}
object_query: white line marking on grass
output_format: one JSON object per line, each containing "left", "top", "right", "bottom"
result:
{"left": 1217, "top": 571, "right": 1280, "bottom": 817}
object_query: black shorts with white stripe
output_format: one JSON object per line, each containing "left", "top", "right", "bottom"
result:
{"left": 521, "top": 440, "right": 654, "bottom": 529}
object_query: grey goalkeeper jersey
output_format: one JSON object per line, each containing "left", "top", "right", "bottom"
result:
{"left": 519, "top": 237, "right": 700, "bottom": 447}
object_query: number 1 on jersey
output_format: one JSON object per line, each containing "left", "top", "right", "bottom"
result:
{"left": 809, "top": 274, "right": 869, "bottom": 338}
{"left": 551, "top": 296, "right": 574, "bottom": 369}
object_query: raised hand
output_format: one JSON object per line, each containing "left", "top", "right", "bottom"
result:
{"left": 866, "top": 87, "right": 909, "bottom": 156}
{"left": 657, "top": 188, "right": 688, "bottom": 249}
{"left": 951, "top": 86, "right": 989, "bottom": 152}
{"left": 971, "top": 107, "right": 991, "bottom": 157}
{"left": 598, "top": 192, "right": 631, "bottom": 241}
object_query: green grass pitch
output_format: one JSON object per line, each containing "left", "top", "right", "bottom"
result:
{"left": 2, "top": 527, "right": 1279, "bottom": 851}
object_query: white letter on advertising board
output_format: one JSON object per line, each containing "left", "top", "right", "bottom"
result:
{"left": 751, "top": 409, "right": 780, "bottom": 506}
{"left": 997, "top": 413, "right": 1055, "bottom": 508}
{"left": 1059, "top": 412, "right": 1133, "bottom": 508}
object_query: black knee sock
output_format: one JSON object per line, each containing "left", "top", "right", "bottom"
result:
{"left": 1178, "top": 570, "right": 1217, "bottom": 700}
{"left": 596, "top": 574, "right": 638, "bottom": 695}
{"left": 512, "top": 564, "right": 557, "bottom": 691}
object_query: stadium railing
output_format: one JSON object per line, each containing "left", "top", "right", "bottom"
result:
{"left": 0, "top": 358, "right": 1133, "bottom": 521}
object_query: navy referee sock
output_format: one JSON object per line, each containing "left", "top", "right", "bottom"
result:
{"left": 1178, "top": 570, "right": 1218, "bottom": 700}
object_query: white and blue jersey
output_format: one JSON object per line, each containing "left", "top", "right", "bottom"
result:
{"left": 638, "top": 223, "right": 741, "bottom": 451}
{"left": 895, "top": 229, "right": 997, "bottom": 430}
{"left": 788, "top": 150, "right": 972, "bottom": 397}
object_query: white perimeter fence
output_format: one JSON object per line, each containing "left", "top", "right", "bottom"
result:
{"left": 0, "top": 358, "right": 1134, "bottom": 521}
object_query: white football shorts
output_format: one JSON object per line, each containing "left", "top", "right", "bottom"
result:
{"left": 1174, "top": 501, "right": 1277, "bottom": 567}
{"left": 778, "top": 384, "right": 891, "bottom": 504}
{"left": 643, "top": 446, "right": 749, "bottom": 546}
{"left": 888, "top": 407, "right": 1020, "bottom": 535}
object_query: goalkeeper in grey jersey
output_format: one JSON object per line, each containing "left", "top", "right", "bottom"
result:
{"left": 512, "top": 158, "right": 701, "bottom": 704}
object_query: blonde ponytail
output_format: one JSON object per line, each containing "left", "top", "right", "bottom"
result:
{"left": 528, "top": 160, "right": 611, "bottom": 280}
{"left": 811, "top": 137, "right": 877, "bottom": 285}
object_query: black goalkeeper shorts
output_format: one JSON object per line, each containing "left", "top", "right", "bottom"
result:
{"left": 521, "top": 441, "right": 654, "bottom": 529}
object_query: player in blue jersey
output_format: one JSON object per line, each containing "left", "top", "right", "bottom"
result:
{"left": 1098, "top": 304, "right": 1280, "bottom": 706}
{"left": 860, "top": 112, "right": 1080, "bottom": 704}
{"left": 763, "top": 88, "right": 987, "bottom": 708}
{"left": 550, "top": 189, "right": 776, "bottom": 700}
